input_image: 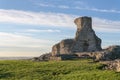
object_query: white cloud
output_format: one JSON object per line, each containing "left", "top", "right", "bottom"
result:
{"left": 93, "top": 27, "right": 120, "bottom": 33}
{"left": 0, "top": 9, "right": 75, "bottom": 27}
{"left": 26, "top": 29, "right": 61, "bottom": 33}
{"left": 73, "top": 1, "right": 120, "bottom": 13}
{"left": 0, "top": 32, "right": 54, "bottom": 48}
{"left": 0, "top": 9, "right": 120, "bottom": 33}
{"left": 35, "top": 2, "right": 70, "bottom": 9}
{"left": 75, "top": 7, "right": 120, "bottom": 13}
{"left": 35, "top": 3, "right": 55, "bottom": 7}
{"left": 34, "top": 1, "right": 120, "bottom": 14}
{"left": 0, "top": 32, "right": 55, "bottom": 56}
{"left": 92, "top": 17, "right": 120, "bottom": 32}
{"left": 58, "top": 5, "right": 70, "bottom": 9}
{"left": 0, "top": 32, "right": 57, "bottom": 56}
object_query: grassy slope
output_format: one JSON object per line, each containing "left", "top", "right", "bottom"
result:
{"left": 0, "top": 59, "right": 119, "bottom": 80}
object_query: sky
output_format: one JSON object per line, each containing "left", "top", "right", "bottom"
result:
{"left": 0, "top": 0, "right": 120, "bottom": 57}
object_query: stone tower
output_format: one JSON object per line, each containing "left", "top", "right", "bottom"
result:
{"left": 72, "top": 16, "right": 102, "bottom": 52}
{"left": 52, "top": 16, "right": 102, "bottom": 56}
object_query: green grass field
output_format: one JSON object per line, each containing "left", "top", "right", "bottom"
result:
{"left": 0, "top": 59, "right": 119, "bottom": 80}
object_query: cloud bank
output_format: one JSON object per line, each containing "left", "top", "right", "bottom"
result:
{"left": 0, "top": 32, "right": 53, "bottom": 48}
{"left": 0, "top": 9, "right": 75, "bottom": 27}
{"left": 0, "top": 9, "right": 120, "bottom": 32}
{"left": 0, "top": 32, "right": 54, "bottom": 56}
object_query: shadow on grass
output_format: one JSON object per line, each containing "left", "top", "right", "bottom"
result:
{"left": 35, "top": 69, "right": 71, "bottom": 76}
{"left": 0, "top": 72, "right": 13, "bottom": 79}
{"left": 97, "top": 64, "right": 107, "bottom": 70}
{"left": 0, "top": 64, "right": 10, "bottom": 66}
{"left": 51, "top": 70, "right": 71, "bottom": 76}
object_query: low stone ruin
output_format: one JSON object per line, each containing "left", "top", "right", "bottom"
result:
{"left": 91, "top": 45, "right": 120, "bottom": 61}
{"left": 32, "top": 53, "right": 52, "bottom": 61}
{"left": 101, "top": 59, "right": 120, "bottom": 72}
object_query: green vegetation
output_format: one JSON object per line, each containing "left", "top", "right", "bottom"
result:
{"left": 0, "top": 59, "right": 119, "bottom": 80}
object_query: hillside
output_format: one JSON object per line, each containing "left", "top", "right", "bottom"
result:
{"left": 0, "top": 59, "right": 120, "bottom": 80}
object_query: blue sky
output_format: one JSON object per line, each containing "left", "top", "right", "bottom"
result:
{"left": 0, "top": 0, "right": 120, "bottom": 57}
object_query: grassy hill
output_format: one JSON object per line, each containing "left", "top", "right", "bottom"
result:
{"left": 0, "top": 59, "right": 119, "bottom": 80}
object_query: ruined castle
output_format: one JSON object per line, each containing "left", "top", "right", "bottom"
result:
{"left": 52, "top": 16, "right": 102, "bottom": 56}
